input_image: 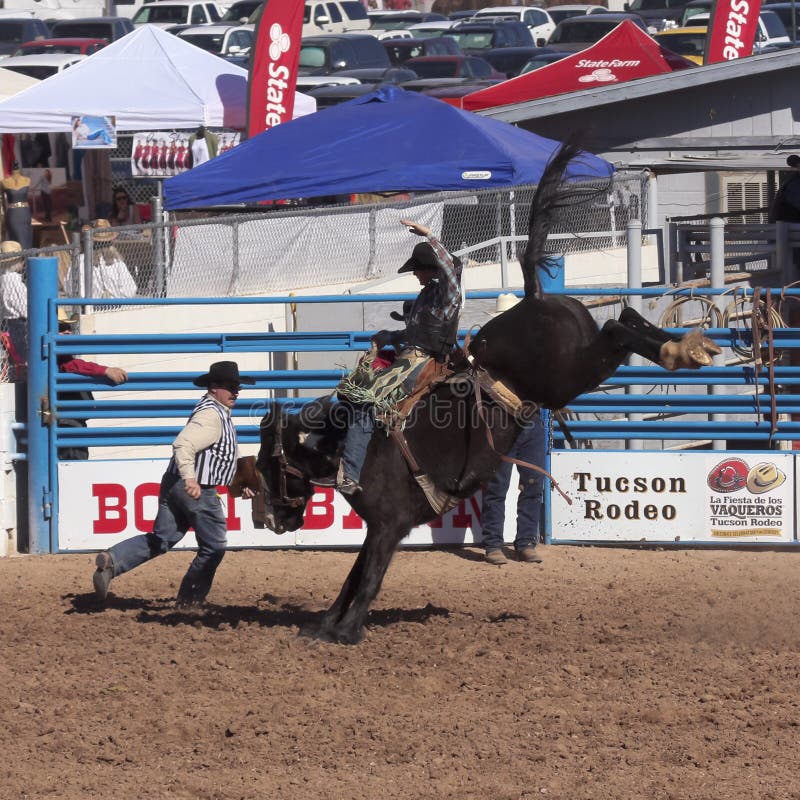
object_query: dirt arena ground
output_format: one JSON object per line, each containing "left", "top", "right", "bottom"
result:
{"left": 2, "top": 544, "right": 799, "bottom": 800}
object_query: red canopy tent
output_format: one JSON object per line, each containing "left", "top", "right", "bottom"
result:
{"left": 462, "top": 21, "right": 695, "bottom": 112}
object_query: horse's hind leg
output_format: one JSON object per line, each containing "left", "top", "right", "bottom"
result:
{"left": 614, "top": 305, "right": 720, "bottom": 369}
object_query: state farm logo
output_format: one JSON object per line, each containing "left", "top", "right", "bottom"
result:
{"left": 577, "top": 68, "right": 617, "bottom": 84}
{"left": 260, "top": 22, "right": 293, "bottom": 129}
{"left": 269, "top": 22, "right": 290, "bottom": 61}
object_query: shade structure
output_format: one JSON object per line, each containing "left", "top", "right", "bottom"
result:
{"left": 0, "top": 25, "right": 315, "bottom": 132}
{"left": 0, "top": 67, "right": 39, "bottom": 102}
{"left": 163, "top": 86, "right": 613, "bottom": 209}
{"left": 462, "top": 21, "right": 696, "bottom": 112}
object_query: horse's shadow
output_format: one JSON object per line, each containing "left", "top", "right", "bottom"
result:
{"left": 64, "top": 593, "right": 451, "bottom": 633}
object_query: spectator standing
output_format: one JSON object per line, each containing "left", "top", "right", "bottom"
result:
{"left": 769, "top": 154, "right": 800, "bottom": 223}
{"left": 480, "top": 294, "right": 545, "bottom": 566}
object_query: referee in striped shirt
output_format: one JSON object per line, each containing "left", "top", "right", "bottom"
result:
{"left": 92, "top": 361, "right": 256, "bottom": 607}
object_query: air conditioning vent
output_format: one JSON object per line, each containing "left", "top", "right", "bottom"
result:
{"left": 722, "top": 176, "right": 769, "bottom": 223}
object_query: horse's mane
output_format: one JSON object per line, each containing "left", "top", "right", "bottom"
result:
{"left": 521, "top": 140, "right": 610, "bottom": 299}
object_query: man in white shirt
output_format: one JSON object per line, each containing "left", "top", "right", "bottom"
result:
{"left": 92, "top": 361, "right": 256, "bottom": 607}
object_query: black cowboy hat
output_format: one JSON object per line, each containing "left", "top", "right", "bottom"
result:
{"left": 398, "top": 241, "right": 440, "bottom": 273}
{"left": 194, "top": 360, "right": 256, "bottom": 388}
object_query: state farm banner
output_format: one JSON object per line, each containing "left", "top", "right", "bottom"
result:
{"left": 246, "top": 0, "right": 303, "bottom": 139}
{"left": 56, "top": 460, "right": 512, "bottom": 552}
{"left": 550, "top": 451, "right": 795, "bottom": 543}
{"left": 130, "top": 131, "right": 240, "bottom": 178}
{"left": 705, "top": 0, "right": 762, "bottom": 63}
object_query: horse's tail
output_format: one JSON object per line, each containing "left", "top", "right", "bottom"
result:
{"left": 522, "top": 141, "right": 583, "bottom": 299}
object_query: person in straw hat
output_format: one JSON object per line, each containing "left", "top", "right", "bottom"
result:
{"left": 481, "top": 293, "right": 545, "bottom": 566}
{"left": 65, "top": 219, "right": 137, "bottom": 298}
{"left": 92, "top": 361, "right": 258, "bottom": 608}
{"left": 0, "top": 240, "right": 28, "bottom": 367}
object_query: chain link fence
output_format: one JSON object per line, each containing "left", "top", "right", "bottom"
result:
{"left": 1, "top": 171, "right": 647, "bottom": 381}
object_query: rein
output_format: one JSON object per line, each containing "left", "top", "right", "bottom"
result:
{"left": 470, "top": 363, "right": 572, "bottom": 506}
{"left": 270, "top": 418, "right": 309, "bottom": 508}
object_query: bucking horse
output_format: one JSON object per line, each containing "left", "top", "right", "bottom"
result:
{"left": 251, "top": 143, "right": 721, "bottom": 644}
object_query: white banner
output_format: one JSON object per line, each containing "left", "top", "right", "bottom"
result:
{"left": 130, "top": 131, "right": 240, "bottom": 178}
{"left": 56, "top": 459, "right": 515, "bottom": 552}
{"left": 551, "top": 451, "right": 795, "bottom": 543}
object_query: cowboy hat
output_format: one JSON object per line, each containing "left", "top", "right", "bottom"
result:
{"left": 746, "top": 462, "right": 786, "bottom": 494}
{"left": 398, "top": 241, "right": 440, "bottom": 274}
{"left": 82, "top": 218, "right": 118, "bottom": 242}
{"left": 0, "top": 240, "right": 24, "bottom": 272}
{"left": 194, "top": 360, "right": 256, "bottom": 388}
{"left": 493, "top": 293, "right": 521, "bottom": 316}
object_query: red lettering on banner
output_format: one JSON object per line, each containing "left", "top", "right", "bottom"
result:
{"left": 134, "top": 482, "right": 160, "bottom": 531}
{"left": 219, "top": 488, "right": 242, "bottom": 532}
{"left": 93, "top": 484, "right": 128, "bottom": 534}
{"left": 343, "top": 507, "right": 364, "bottom": 530}
{"left": 430, "top": 496, "right": 481, "bottom": 530}
{"left": 303, "top": 488, "right": 335, "bottom": 530}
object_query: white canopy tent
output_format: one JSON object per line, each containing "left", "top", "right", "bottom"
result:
{"left": 0, "top": 67, "right": 39, "bottom": 103}
{"left": 0, "top": 25, "right": 316, "bottom": 132}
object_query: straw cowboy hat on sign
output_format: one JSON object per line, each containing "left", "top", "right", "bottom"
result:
{"left": 0, "top": 240, "right": 25, "bottom": 273}
{"left": 746, "top": 462, "right": 786, "bottom": 494}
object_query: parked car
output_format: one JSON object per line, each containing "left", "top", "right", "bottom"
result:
{"left": 402, "top": 54, "right": 505, "bottom": 81}
{"left": 481, "top": 45, "right": 544, "bottom": 78}
{"left": 220, "top": 0, "right": 261, "bottom": 23}
{"left": 652, "top": 25, "right": 706, "bottom": 63}
{"left": 763, "top": 3, "right": 800, "bottom": 41}
{"left": 545, "top": 4, "right": 609, "bottom": 25}
{"left": 48, "top": 17, "right": 134, "bottom": 42}
{"left": 471, "top": 6, "right": 556, "bottom": 43}
{"left": 520, "top": 49, "right": 571, "bottom": 72}
{"left": 688, "top": 9, "right": 791, "bottom": 51}
{"left": 132, "top": 2, "right": 221, "bottom": 28}
{"left": 622, "top": 0, "right": 688, "bottom": 31}
{"left": 368, "top": 10, "right": 448, "bottom": 30}
{"left": 0, "top": 52, "right": 85, "bottom": 78}
{"left": 680, "top": 0, "right": 712, "bottom": 26}
{"left": 12, "top": 37, "right": 108, "bottom": 56}
{"left": 545, "top": 12, "right": 649, "bottom": 51}
{"left": 305, "top": 1, "right": 370, "bottom": 35}
{"left": 381, "top": 36, "right": 461, "bottom": 65}
{"left": 298, "top": 33, "right": 391, "bottom": 75}
{"left": 307, "top": 66, "right": 419, "bottom": 107}
{"left": 405, "top": 20, "right": 458, "bottom": 38}
{"left": 176, "top": 24, "right": 252, "bottom": 63}
{"left": 448, "top": 20, "right": 535, "bottom": 53}
{"left": 0, "top": 17, "right": 50, "bottom": 56}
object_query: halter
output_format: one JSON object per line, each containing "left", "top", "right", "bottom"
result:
{"left": 269, "top": 416, "right": 310, "bottom": 509}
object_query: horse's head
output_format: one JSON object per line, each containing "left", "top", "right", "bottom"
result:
{"left": 256, "top": 406, "right": 314, "bottom": 534}
{"left": 256, "top": 399, "right": 347, "bottom": 534}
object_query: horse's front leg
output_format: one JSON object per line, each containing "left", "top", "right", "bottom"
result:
{"left": 327, "top": 521, "right": 408, "bottom": 645}
{"left": 299, "top": 547, "right": 366, "bottom": 642}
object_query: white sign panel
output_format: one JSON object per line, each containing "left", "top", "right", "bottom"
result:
{"left": 551, "top": 451, "right": 795, "bottom": 543}
{"left": 57, "top": 460, "right": 517, "bottom": 552}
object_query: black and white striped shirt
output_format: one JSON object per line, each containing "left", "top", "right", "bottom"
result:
{"left": 168, "top": 395, "right": 238, "bottom": 486}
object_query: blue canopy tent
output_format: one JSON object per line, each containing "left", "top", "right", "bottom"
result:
{"left": 163, "top": 86, "right": 612, "bottom": 209}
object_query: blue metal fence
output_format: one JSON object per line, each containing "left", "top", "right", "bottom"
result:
{"left": 24, "top": 256, "right": 800, "bottom": 553}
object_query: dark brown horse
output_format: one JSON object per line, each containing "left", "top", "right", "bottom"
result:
{"left": 255, "top": 143, "right": 720, "bottom": 644}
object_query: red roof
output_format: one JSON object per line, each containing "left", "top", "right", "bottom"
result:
{"left": 462, "top": 21, "right": 695, "bottom": 112}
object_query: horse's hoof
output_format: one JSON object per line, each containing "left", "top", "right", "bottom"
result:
{"left": 684, "top": 329, "right": 722, "bottom": 367}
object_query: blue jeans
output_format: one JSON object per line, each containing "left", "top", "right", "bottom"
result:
{"left": 480, "top": 415, "right": 545, "bottom": 552}
{"left": 340, "top": 404, "right": 374, "bottom": 483}
{"left": 108, "top": 472, "right": 228, "bottom": 603}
